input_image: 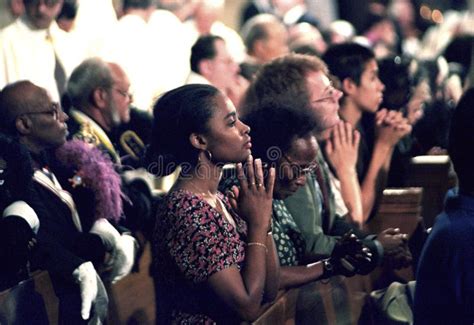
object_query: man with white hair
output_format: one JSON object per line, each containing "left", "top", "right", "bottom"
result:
{"left": 66, "top": 57, "right": 154, "bottom": 241}
{"left": 66, "top": 57, "right": 132, "bottom": 164}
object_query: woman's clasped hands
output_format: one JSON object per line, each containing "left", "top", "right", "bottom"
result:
{"left": 228, "top": 155, "right": 275, "bottom": 231}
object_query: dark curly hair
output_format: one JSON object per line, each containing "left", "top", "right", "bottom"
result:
{"left": 243, "top": 102, "right": 317, "bottom": 165}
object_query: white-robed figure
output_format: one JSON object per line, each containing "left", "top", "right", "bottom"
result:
{"left": 0, "top": 0, "right": 84, "bottom": 102}
{"left": 99, "top": 0, "right": 156, "bottom": 112}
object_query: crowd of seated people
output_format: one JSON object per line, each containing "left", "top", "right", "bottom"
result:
{"left": 0, "top": 0, "right": 473, "bottom": 323}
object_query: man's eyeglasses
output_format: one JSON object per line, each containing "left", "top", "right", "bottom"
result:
{"left": 22, "top": 102, "right": 62, "bottom": 121}
{"left": 112, "top": 87, "right": 133, "bottom": 102}
{"left": 313, "top": 81, "right": 340, "bottom": 104}
{"left": 24, "top": 0, "right": 60, "bottom": 7}
{"left": 282, "top": 153, "right": 319, "bottom": 179}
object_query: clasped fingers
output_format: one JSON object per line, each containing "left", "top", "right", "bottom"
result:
{"left": 237, "top": 155, "right": 275, "bottom": 196}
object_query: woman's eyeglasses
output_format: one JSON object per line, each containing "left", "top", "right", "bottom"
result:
{"left": 282, "top": 153, "right": 319, "bottom": 179}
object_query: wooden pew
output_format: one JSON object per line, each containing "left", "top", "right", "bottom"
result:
{"left": 242, "top": 188, "right": 425, "bottom": 325}
{"left": 246, "top": 278, "right": 374, "bottom": 325}
{"left": 367, "top": 187, "right": 424, "bottom": 290}
{"left": 0, "top": 244, "right": 156, "bottom": 325}
{"left": 404, "top": 155, "right": 454, "bottom": 227}
{"left": 241, "top": 288, "right": 299, "bottom": 325}
{"left": 106, "top": 242, "right": 156, "bottom": 325}
{"left": 0, "top": 270, "right": 59, "bottom": 324}
{"left": 368, "top": 187, "right": 424, "bottom": 237}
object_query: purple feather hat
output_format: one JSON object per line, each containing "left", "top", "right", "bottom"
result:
{"left": 55, "top": 140, "right": 124, "bottom": 222}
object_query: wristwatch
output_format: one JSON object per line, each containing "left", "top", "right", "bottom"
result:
{"left": 322, "top": 258, "right": 334, "bottom": 278}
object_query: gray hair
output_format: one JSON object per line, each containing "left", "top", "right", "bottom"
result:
{"left": 66, "top": 57, "right": 114, "bottom": 109}
{"left": 240, "top": 14, "right": 283, "bottom": 54}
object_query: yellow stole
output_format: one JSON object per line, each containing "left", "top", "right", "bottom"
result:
{"left": 69, "top": 109, "right": 121, "bottom": 164}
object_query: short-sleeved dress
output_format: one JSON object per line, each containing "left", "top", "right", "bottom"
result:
{"left": 152, "top": 189, "right": 248, "bottom": 324}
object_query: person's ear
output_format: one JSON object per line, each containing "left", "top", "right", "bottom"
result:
{"left": 252, "top": 40, "right": 266, "bottom": 60}
{"left": 15, "top": 116, "right": 32, "bottom": 135}
{"left": 189, "top": 133, "right": 207, "bottom": 151}
{"left": 92, "top": 88, "right": 109, "bottom": 109}
{"left": 342, "top": 78, "right": 357, "bottom": 96}
{"left": 198, "top": 59, "right": 213, "bottom": 78}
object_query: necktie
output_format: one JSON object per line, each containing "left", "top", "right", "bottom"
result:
{"left": 46, "top": 31, "right": 67, "bottom": 98}
{"left": 313, "top": 164, "right": 331, "bottom": 233}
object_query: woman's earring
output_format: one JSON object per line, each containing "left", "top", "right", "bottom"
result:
{"left": 205, "top": 150, "right": 213, "bottom": 162}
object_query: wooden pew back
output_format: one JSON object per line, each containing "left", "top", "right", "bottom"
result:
{"left": 369, "top": 187, "right": 423, "bottom": 237}
{"left": 404, "top": 155, "right": 454, "bottom": 227}
{"left": 106, "top": 242, "right": 156, "bottom": 325}
{"left": 0, "top": 271, "right": 59, "bottom": 324}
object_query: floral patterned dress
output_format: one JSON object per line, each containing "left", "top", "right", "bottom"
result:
{"left": 152, "top": 189, "right": 248, "bottom": 324}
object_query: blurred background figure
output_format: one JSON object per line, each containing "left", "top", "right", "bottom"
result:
{"left": 388, "top": 0, "right": 422, "bottom": 56}
{"left": 271, "top": 0, "right": 319, "bottom": 29}
{"left": 241, "top": 13, "right": 288, "bottom": 64}
{"left": 0, "top": 0, "right": 84, "bottom": 102}
{"left": 184, "top": 0, "right": 246, "bottom": 63}
{"left": 240, "top": 13, "right": 288, "bottom": 80}
{"left": 186, "top": 35, "right": 248, "bottom": 109}
{"left": 288, "top": 22, "right": 327, "bottom": 56}
{"left": 327, "top": 19, "right": 357, "bottom": 45}
{"left": 147, "top": 0, "right": 196, "bottom": 102}
{"left": 7, "top": 0, "right": 25, "bottom": 18}
{"left": 239, "top": 0, "right": 273, "bottom": 27}
{"left": 99, "top": 0, "right": 157, "bottom": 112}
{"left": 360, "top": 11, "right": 399, "bottom": 58}
{"left": 56, "top": 0, "right": 77, "bottom": 32}
{"left": 70, "top": 0, "right": 118, "bottom": 57}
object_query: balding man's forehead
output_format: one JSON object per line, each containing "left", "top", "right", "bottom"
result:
{"left": 6, "top": 82, "right": 51, "bottom": 115}
{"left": 107, "top": 62, "right": 125, "bottom": 77}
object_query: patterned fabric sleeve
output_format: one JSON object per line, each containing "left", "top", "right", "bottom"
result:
{"left": 165, "top": 191, "right": 245, "bottom": 283}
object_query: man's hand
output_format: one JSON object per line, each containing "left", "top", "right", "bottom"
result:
{"left": 384, "top": 241, "right": 413, "bottom": 269}
{"left": 326, "top": 232, "right": 372, "bottom": 277}
{"left": 377, "top": 228, "right": 408, "bottom": 253}
{"left": 325, "top": 121, "right": 360, "bottom": 177}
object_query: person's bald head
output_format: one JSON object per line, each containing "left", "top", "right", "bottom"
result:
{"left": 241, "top": 14, "right": 289, "bottom": 63}
{"left": 0, "top": 80, "right": 68, "bottom": 153}
{"left": 67, "top": 57, "right": 114, "bottom": 110}
{"left": 0, "top": 81, "right": 49, "bottom": 134}
{"left": 108, "top": 62, "right": 128, "bottom": 86}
